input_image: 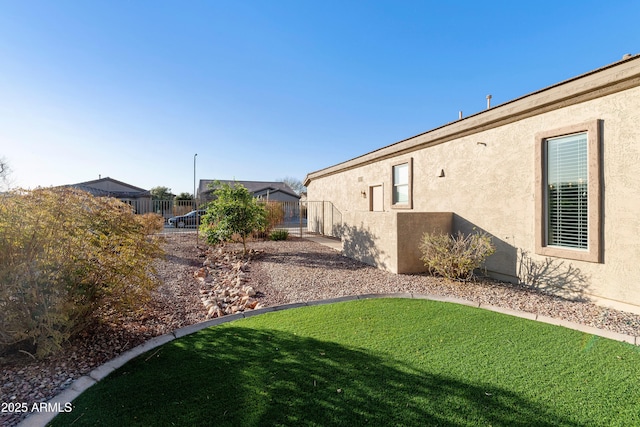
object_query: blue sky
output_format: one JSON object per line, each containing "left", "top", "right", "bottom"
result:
{"left": 1, "top": 1, "right": 638, "bottom": 195}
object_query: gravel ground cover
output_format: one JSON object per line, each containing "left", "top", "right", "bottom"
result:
{"left": 249, "top": 238, "right": 640, "bottom": 336}
{"left": 3, "top": 233, "right": 640, "bottom": 426}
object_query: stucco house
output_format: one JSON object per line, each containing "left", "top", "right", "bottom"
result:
{"left": 198, "top": 180, "right": 300, "bottom": 203}
{"left": 67, "top": 177, "right": 153, "bottom": 213}
{"left": 304, "top": 54, "right": 640, "bottom": 314}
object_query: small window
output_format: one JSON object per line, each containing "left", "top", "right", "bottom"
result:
{"left": 391, "top": 158, "right": 413, "bottom": 209}
{"left": 535, "top": 120, "right": 601, "bottom": 262}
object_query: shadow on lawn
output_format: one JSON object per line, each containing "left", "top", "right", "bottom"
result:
{"left": 53, "top": 327, "right": 583, "bottom": 427}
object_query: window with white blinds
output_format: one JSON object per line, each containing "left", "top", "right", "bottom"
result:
{"left": 392, "top": 163, "right": 409, "bottom": 205}
{"left": 546, "top": 132, "right": 588, "bottom": 249}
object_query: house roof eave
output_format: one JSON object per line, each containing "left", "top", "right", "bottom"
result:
{"left": 304, "top": 54, "right": 640, "bottom": 185}
{"left": 73, "top": 176, "right": 148, "bottom": 193}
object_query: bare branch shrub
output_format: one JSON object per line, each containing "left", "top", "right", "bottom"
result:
{"left": 419, "top": 230, "right": 496, "bottom": 280}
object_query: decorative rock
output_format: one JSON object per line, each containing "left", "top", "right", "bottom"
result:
{"left": 194, "top": 268, "right": 207, "bottom": 279}
{"left": 198, "top": 247, "right": 263, "bottom": 318}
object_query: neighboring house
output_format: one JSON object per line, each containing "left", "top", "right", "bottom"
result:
{"left": 67, "top": 177, "right": 153, "bottom": 213}
{"left": 198, "top": 180, "right": 300, "bottom": 203}
{"left": 304, "top": 54, "right": 640, "bottom": 314}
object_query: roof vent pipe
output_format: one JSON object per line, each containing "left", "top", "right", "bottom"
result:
{"left": 623, "top": 53, "right": 633, "bottom": 60}
{"left": 486, "top": 94, "right": 492, "bottom": 109}
{"left": 459, "top": 111, "right": 463, "bottom": 120}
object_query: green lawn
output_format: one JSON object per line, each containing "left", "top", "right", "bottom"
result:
{"left": 50, "top": 299, "right": 640, "bottom": 426}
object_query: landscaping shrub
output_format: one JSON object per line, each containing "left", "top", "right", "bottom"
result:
{"left": 419, "top": 230, "right": 495, "bottom": 280}
{"left": 269, "top": 229, "right": 289, "bottom": 241}
{"left": 137, "top": 212, "right": 165, "bottom": 234}
{"left": 262, "top": 201, "right": 285, "bottom": 233}
{"left": 252, "top": 201, "right": 285, "bottom": 239}
{"left": 0, "top": 188, "right": 165, "bottom": 358}
{"left": 172, "top": 204, "right": 193, "bottom": 217}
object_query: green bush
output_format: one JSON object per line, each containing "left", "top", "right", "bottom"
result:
{"left": 419, "top": 230, "right": 495, "bottom": 280}
{"left": 0, "top": 188, "right": 164, "bottom": 358}
{"left": 269, "top": 229, "right": 289, "bottom": 241}
{"left": 200, "top": 182, "right": 267, "bottom": 254}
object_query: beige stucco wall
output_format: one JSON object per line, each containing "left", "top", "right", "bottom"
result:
{"left": 338, "top": 211, "right": 452, "bottom": 273}
{"left": 307, "top": 81, "right": 640, "bottom": 313}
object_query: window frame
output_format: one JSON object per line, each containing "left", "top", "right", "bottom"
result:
{"left": 391, "top": 158, "right": 413, "bottom": 209}
{"left": 535, "top": 120, "right": 601, "bottom": 263}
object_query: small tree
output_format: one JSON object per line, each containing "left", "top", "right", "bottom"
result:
{"left": 0, "top": 157, "right": 11, "bottom": 190}
{"left": 150, "top": 186, "right": 173, "bottom": 200}
{"left": 278, "top": 176, "right": 306, "bottom": 195}
{"left": 0, "top": 157, "right": 8, "bottom": 180}
{"left": 200, "top": 182, "right": 267, "bottom": 255}
{"left": 175, "top": 192, "right": 193, "bottom": 201}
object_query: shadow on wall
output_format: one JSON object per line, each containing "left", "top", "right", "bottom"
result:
{"left": 335, "top": 223, "right": 385, "bottom": 270}
{"left": 517, "top": 249, "right": 590, "bottom": 302}
{"left": 306, "top": 201, "right": 342, "bottom": 238}
{"left": 453, "top": 214, "right": 590, "bottom": 302}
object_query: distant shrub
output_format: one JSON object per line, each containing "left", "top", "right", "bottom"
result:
{"left": 269, "top": 229, "right": 289, "bottom": 241}
{"left": 173, "top": 204, "right": 193, "bottom": 217}
{"left": 263, "top": 202, "right": 285, "bottom": 231}
{"left": 419, "top": 230, "right": 495, "bottom": 281}
{"left": 0, "top": 188, "right": 165, "bottom": 358}
{"left": 251, "top": 202, "right": 286, "bottom": 239}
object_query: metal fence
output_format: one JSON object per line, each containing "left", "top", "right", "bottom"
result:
{"left": 135, "top": 198, "right": 342, "bottom": 239}
{"left": 303, "top": 201, "right": 342, "bottom": 238}
{"left": 127, "top": 199, "right": 199, "bottom": 223}
{"left": 264, "top": 200, "right": 342, "bottom": 239}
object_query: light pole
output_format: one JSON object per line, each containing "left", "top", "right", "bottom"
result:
{"left": 194, "top": 153, "right": 198, "bottom": 247}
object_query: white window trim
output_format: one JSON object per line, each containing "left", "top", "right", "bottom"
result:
{"left": 535, "top": 120, "right": 602, "bottom": 263}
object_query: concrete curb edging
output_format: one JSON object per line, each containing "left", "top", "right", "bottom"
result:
{"left": 17, "top": 292, "right": 639, "bottom": 427}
